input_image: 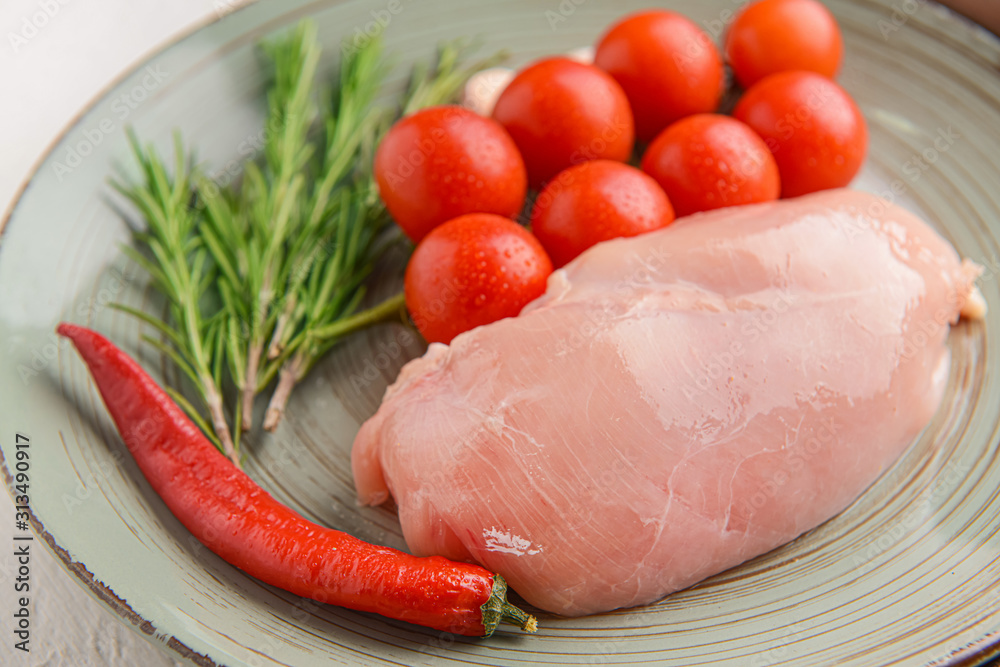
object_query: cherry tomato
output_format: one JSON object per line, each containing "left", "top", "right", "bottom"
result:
{"left": 405, "top": 213, "right": 553, "bottom": 344}
{"left": 530, "top": 160, "right": 675, "bottom": 267}
{"left": 641, "top": 114, "right": 780, "bottom": 217}
{"left": 725, "top": 0, "right": 843, "bottom": 89}
{"left": 733, "top": 71, "right": 867, "bottom": 198}
{"left": 594, "top": 10, "right": 724, "bottom": 143}
{"left": 374, "top": 105, "right": 527, "bottom": 243}
{"left": 492, "top": 58, "right": 634, "bottom": 188}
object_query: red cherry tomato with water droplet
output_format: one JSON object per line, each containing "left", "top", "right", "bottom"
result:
{"left": 375, "top": 106, "right": 527, "bottom": 243}
{"left": 641, "top": 114, "right": 780, "bottom": 217}
{"left": 725, "top": 0, "right": 843, "bottom": 89}
{"left": 733, "top": 71, "right": 868, "bottom": 198}
{"left": 595, "top": 10, "right": 724, "bottom": 143}
{"left": 531, "top": 160, "right": 675, "bottom": 267}
{"left": 405, "top": 213, "right": 553, "bottom": 344}
{"left": 492, "top": 58, "right": 635, "bottom": 188}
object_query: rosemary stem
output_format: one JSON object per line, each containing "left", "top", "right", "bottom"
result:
{"left": 204, "top": 380, "right": 240, "bottom": 467}
{"left": 261, "top": 292, "right": 407, "bottom": 432}
{"left": 241, "top": 340, "right": 263, "bottom": 431}
{"left": 308, "top": 291, "right": 406, "bottom": 342}
{"left": 178, "top": 255, "right": 238, "bottom": 461}
{"left": 267, "top": 298, "right": 296, "bottom": 360}
{"left": 263, "top": 352, "right": 303, "bottom": 431}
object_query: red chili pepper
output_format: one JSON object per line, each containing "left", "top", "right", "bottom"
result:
{"left": 57, "top": 323, "right": 536, "bottom": 637}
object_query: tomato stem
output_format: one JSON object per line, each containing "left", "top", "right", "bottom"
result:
{"left": 480, "top": 574, "right": 537, "bottom": 637}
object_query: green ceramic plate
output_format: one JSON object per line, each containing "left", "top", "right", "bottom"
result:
{"left": 2, "top": 0, "right": 1000, "bottom": 665}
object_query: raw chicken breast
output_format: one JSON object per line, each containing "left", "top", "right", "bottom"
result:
{"left": 352, "top": 189, "right": 980, "bottom": 616}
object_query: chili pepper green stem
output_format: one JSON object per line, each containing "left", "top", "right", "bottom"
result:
{"left": 480, "top": 574, "right": 538, "bottom": 637}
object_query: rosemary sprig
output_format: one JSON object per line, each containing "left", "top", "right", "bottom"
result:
{"left": 112, "top": 130, "right": 241, "bottom": 466}
{"left": 255, "top": 29, "right": 392, "bottom": 429}
{"left": 114, "top": 20, "right": 504, "bottom": 449}
{"left": 243, "top": 20, "right": 320, "bottom": 430}
{"left": 260, "top": 39, "right": 507, "bottom": 431}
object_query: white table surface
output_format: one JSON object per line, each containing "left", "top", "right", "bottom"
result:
{"left": 1, "top": 1, "right": 997, "bottom": 666}
{"left": 0, "top": 3, "right": 247, "bottom": 664}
